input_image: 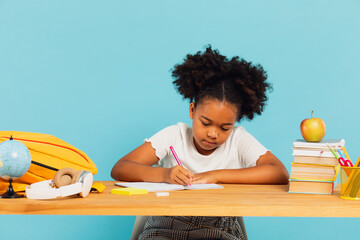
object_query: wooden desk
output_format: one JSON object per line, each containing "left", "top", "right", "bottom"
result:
{"left": 0, "top": 181, "right": 359, "bottom": 217}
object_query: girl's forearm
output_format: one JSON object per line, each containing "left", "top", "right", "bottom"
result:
{"left": 111, "top": 160, "right": 167, "bottom": 182}
{"left": 213, "top": 164, "right": 289, "bottom": 184}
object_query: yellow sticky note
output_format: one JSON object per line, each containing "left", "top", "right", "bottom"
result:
{"left": 111, "top": 187, "right": 148, "bottom": 196}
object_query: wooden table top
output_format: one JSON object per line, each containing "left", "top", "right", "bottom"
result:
{"left": 0, "top": 181, "right": 359, "bottom": 217}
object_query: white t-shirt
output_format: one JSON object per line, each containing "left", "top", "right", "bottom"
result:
{"left": 145, "top": 122, "right": 268, "bottom": 174}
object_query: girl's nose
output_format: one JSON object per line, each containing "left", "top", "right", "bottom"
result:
{"left": 207, "top": 128, "right": 218, "bottom": 139}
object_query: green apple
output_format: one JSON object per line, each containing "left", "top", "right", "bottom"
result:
{"left": 300, "top": 111, "right": 326, "bottom": 142}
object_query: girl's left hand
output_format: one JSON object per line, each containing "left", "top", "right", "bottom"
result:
{"left": 191, "top": 171, "right": 218, "bottom": 184}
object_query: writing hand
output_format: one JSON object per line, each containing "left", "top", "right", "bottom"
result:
{"left": 164, "top": 165, "right": 194, "bottom": 186}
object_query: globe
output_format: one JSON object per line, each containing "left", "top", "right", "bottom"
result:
{"left": 0, "top": 138, "right": 31, "bottom": 180}
{"left": 0, "top": 137, "right": 31, "bottom": 198}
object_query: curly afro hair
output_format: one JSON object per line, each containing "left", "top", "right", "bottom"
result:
{"left": 172, "top": 46, "right": 272, "bottom": 121}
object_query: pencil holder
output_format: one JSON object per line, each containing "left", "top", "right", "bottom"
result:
{"left": 340, "top": 166, "right": 360, "bottom": 200}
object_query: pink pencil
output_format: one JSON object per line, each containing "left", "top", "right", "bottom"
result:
{"left": 170, "top": 146, "right": 183, "bottom": 166}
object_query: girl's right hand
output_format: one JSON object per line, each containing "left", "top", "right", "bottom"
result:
{"left": 164, "top": 165, "right": 194, "bottom": 186}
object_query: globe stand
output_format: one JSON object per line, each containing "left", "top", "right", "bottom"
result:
{"left": 0, "top": 178, "right": 24, "bottom": 198}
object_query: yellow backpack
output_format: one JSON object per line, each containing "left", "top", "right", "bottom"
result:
{"left": 0, "top": 131, "right": 98, "bottom": 192}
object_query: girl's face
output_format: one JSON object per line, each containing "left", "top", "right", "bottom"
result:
{"left": 189, "top": 99, "right": 238, "bottom": 155}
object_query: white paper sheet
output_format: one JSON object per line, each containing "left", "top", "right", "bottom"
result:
{"left": 114, "top": 182, "right": 223, "bottom": 192}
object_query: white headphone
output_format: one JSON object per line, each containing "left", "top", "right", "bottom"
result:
{"left": 25, "top": 167, "right": 93, "bottom": 199}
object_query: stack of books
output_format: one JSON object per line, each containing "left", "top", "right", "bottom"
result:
{"left": 288, "top": 139, "right": 345, "bottom": 195}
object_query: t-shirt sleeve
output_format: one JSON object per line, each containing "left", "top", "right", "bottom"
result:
{"left": 144, "top": 125, "right": 180, "bottom": 162}
{"left": 235, "top": 127, "right": 268, "bottom": 168}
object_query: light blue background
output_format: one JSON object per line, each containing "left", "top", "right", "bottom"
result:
{"left": 1, "top": 0, "right": 360, "bottom": 239}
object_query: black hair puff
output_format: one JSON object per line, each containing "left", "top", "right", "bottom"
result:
{"left": 172, "top": 46, "right": 272, "bottom": 121}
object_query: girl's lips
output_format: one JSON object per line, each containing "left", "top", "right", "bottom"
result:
{"left": 203, "top": 140, "right": 216, "bottom": 147}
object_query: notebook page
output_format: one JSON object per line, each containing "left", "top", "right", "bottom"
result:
{"left": 115, "top": 182, "right": 223, "bottom": 192}
{"left": 115, "top": 182, "right": 185, "bottom": 192}
{"left": 184, "top": 184, "right": 224, "bottom": 190}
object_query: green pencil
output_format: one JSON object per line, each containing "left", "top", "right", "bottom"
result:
{"left": 327, "top": 145, "right": 339, "bottom": 160}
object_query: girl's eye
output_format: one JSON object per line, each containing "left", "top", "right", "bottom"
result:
{"left": 221, "top": 128, "right": 230, "bottom": 131}
{"left": 201, "top": 121, "right": 210, "bottom": 126}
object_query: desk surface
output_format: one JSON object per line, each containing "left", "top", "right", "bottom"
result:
{"left": 0, "top": 181, "right": 359, "bottom": 217}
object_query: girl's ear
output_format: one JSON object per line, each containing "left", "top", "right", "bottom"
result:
{"left": 189, "top": 102, "right": 195, "bottom": 119}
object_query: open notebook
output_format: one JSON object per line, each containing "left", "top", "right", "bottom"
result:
{"left": 115, "top": 182, "right": 224, "bottom": 192}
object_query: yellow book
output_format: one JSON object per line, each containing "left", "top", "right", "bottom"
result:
{"left": 289, "top": 179, "right": 335, "bottom": 195}
{"left": 111, "top": 187, "right": 148, "bottom": 196}
{"left": 293, "top": 155, "right": 338, "bottom": 166}
{"left": 290, "top": 162, "right": 340, "bottom": 182}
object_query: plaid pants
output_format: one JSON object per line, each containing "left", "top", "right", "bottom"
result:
{"left": 138, "top": 216, "right": 245, "bottom": 240}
